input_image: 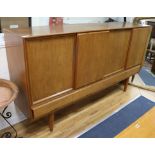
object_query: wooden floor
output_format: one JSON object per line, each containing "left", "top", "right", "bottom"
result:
{"left": 1, "top": 75, "right": 155, "bottom": 138}
{"left": 115, "top": 107, "right": 155, "bottom": 138}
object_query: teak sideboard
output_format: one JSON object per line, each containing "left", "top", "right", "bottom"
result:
{"left": 4, "top": 22, "right": 151, "bottom": 131}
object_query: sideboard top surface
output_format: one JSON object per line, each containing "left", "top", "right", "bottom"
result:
{"left": 3, "top": 22, "right": 150, "bottom": 38}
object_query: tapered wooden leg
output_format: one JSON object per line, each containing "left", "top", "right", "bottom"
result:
{"left": 48, "top": 113, "right": 54, "bottom": 131}
{"left": 131, "top": 75, "right": 135, "bottom": 82}
{"left": 123, "top": 78, "right": 129, "bottom": 92}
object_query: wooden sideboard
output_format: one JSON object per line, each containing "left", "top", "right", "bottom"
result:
{"left": 4, "top": 22, "right": 151, "bottom": 131}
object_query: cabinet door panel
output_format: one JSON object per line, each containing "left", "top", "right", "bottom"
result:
{"left": 126, "top": 27, "right": 151, "bottom": 68}
{"left": 103, "top": 30, "right": 131, "bottom": 76}
{"left": 75, "top": 31, "right": 109, "bottom": 88}
{"left": 26, "top": 35, "right": 75, "bottom": 102}
{"left": 75, "top": 30, "right": 131, "bottom": 89}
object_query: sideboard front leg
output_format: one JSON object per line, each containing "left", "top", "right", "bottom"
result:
{"left": 48, "top": 113, "right": 54, "bottom": 132}
{"left": 123, "top": 77, "right": 129, "bottom": 92}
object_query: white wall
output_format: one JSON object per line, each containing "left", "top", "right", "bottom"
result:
{"left": 31, "top": 17, "right": 134, "bottom": 27}
{"left": 32, "top": 17, "right": 49, "bottom": 26}
{"left": 112, "top": 17, "right": 134, "bottom": 22}
{"left": 32, "top": 17, "right": 109, "bottom": 26}
{"left": 127, "top": 17, "right": 134, "bottom": 23}
{"left": 63, "top": 17, "right": 108, "bottom": 24}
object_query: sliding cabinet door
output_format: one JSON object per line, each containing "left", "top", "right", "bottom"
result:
{"left": 26, "top": 35, "right": 75, "bottom": 102}
{"left": 75, "top": 30, "right": 131, "bottom": 89}
{"left": 103, "top": 30, "right": 131, "bottom": 77}
{"left": 75, "top": 31, "right": 109, "bottom": 88}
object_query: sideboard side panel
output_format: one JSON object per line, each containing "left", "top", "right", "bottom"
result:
{"left": 4, "top": 31, "right": 32, "bottom": 117}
